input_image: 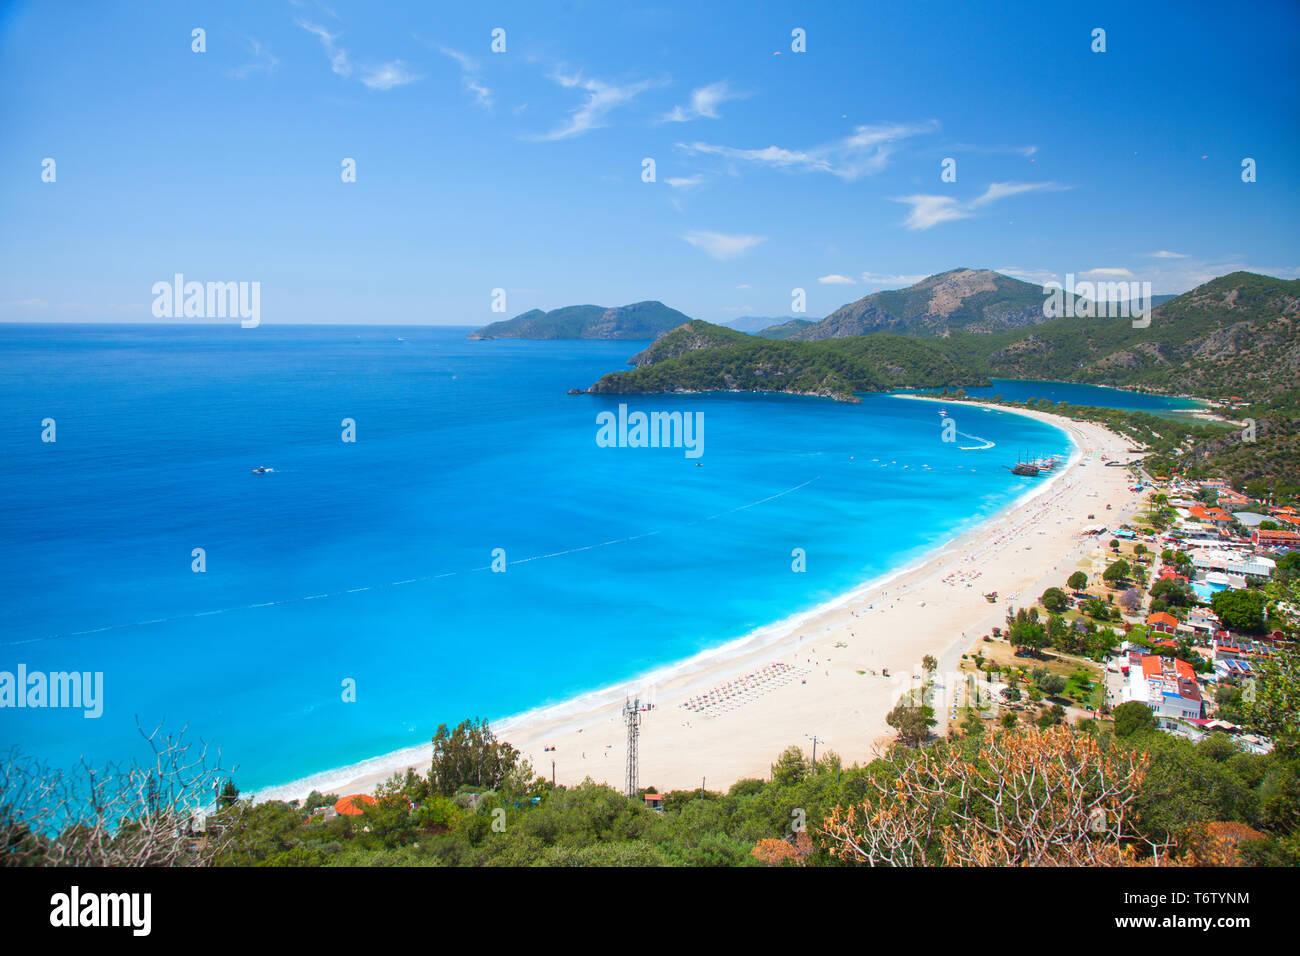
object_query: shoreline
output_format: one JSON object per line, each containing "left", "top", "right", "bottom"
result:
{"left": 257, "top": 397, "right": 1142, "bottom": 803}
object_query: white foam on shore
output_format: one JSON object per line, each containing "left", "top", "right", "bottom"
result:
{"left": 258, "top": 397, "right": 1082, "bottom": 804}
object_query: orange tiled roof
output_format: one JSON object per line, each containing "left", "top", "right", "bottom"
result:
{"left": 333, "top": 793, "right": 377, "bottom": 816}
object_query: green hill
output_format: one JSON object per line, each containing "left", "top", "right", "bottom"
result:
{"left": 468, "top": 300, "right": 694, "bottom": 340}
{"left": 625, "top": 320, "right": 751, "bottom": 367}
{"left": 585, "top": 321, "right": 989, "bottom": 403}
{"left": 976, "top": 272, "right": 1300, "bottom": 400}
{"left": 755, "top": 318, "right": 816, "bottom": 339}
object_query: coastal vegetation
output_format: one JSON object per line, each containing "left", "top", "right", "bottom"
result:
{"left": 586, "top": 331, "right": 990, "bottom": 403}
{"left": 6, "top": 689, "right": 1297, "bottom": 867}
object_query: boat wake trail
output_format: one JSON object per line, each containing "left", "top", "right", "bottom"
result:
{"left": 957, "top": 432, "right": 995, "bottom": 451}
{"left": 7, "top": 476, "right": 824, "bottom": 647}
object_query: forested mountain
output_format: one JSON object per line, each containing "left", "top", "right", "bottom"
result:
{"left": 790, "top": 268, "right": 1053, "bottom": 339}
{"left": 977, "top": 272, "right": 1300, "bottom": 401}
{"left": 586, "top": 272, "right": 1299, "bottom": 405}
{"left": 585, "top": 324, "right": 989, "bottom": 403}
{"left": 625, "top": 320, "right": 751, "bottom": 367}
{"left": 468, "top": 300, "right": 694, "bottom": 339}
{"left": 755, "top": 318, "right": 817, "bottom": 339}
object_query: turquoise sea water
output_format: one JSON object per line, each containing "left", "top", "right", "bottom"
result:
{"left": 1, "top": 324, "right": 1079, "bottom": 793}
{"left": 955, "top": 379, "right": 1205, "bottom": 418}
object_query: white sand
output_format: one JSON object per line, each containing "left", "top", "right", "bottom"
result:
{"left": 260, "top": 399, "right": 1143, "bottom": 802}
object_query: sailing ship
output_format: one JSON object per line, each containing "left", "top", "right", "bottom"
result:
{"left": 1007, "top": 451, "right": 1040, "bottom": 477}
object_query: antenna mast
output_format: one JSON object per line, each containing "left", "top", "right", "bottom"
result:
{"left": 623, "top": 697, "right": 640, "bottom": 798}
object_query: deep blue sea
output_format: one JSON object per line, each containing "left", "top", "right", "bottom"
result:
{"left": 1, "top": 324, "right": 1085, "bottom": 794}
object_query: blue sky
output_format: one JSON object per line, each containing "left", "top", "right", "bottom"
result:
{"left": 2, "top": 0, "right": 1298, "bottom": 325}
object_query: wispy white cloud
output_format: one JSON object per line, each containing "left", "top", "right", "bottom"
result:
{"left": 532, "top": 72, "right": 657, "bottom": 140}
{"left": 860, "top": 272, "right": 929, "bottom": 287}
{"left": 677, "top": 120, "right": 938, "bottom": 181}
{"left": 665, "top": 174, "right": 705, "bottom": 189}
{"left": 361, "top": 60, "right": 422, "bottom": 91}
{"left": 997, "top": 267, "right": 1059, "bottom": 285}
{"left": 1081, "top": 267, "right": 1134, "bottom": 278}
{"left": 662, "top": 81, "right": 744, "bottom": 122}
{"left": 438, "top": 46, "right": 492, "bottom": 108}
{"left": 890, "top": 195, "right": 968, "bottom": 230}
{"left": 1145, "top": 250, "right": 1188, "bottom": 259}
{"left": 818, "top": 274, "right": 856, "bottom": 285}
{"left": 297, "top": 19, "right": 351, "bottom": 77}
{"left": 682, "top": 231, "right": 767, "bottom": 260}
{"left": 299, "top": 19, "right": 418, "bottom": 91}
{"left": 892, "top": 181, "right": 1066, "bottom": 230}
{"left": 227, "top": 39, "right": 278, "bottom": 79}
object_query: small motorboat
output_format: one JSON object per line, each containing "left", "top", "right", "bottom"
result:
{"left": 250, "top": 466, "right": 273, "bottom": 475}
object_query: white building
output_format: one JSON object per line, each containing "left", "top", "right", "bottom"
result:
{"left": 1122, "top": 654, "right": 1204, "bottom": 720}
{"left": 1190, "top": 548, "right": 1275, "bottom": 578}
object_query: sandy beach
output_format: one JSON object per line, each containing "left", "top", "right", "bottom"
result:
{"left": 263, "top": 398, "right": 1144, "bottom": 802}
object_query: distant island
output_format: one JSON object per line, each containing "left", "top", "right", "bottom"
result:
{"left": 467, "top": 300, "right": 693, "bottom": 340}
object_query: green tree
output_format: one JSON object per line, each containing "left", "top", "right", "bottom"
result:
{"left": 1041, "top": 587, "right": 1068, "bottom": 612}
{"left": 1006, "top": 607, "right": 1048, "bottom": 657}
{"left": 886, "top": 702, "right": 935, "bottom": 747}
{"left": 1038, "top": 674, "right": 1067, "bottom": 697}
{"left": 429, "top": 717, "right": 522, "bottom": 796}
{"left": 1103, "top": 559, "right": 1131, "bottom": 587}
{"left": 1112, "top": 701, "right": 1157, "bottom": 738}
{"left": 1151, "top": 579, "right": 1195, "bottom": 608}
{"left": 1211, "top": 589, "right": 1267, "bottom": 634}
{"left": 1067, "top": 571, "right": 1089, "bottom": 593}
{"left": 1244, "top": 643, "right": 1300, "bottom": 754}
{"left": 770, "top": 746, "right": 811, "bottom": 786}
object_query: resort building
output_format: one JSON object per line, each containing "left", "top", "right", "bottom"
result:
{"left": 1253, "top": 528, "right": 1300, "bottom": 551}
{"left": 1231, "top": 511, "right": 1270, "bottom": 529}
{"left": 1122, "top": 655, "right": 1204, "bottom": 721}
{"left": 1190, "top": 549, "right": 1275, "bottom": 578}
{"left": 1146, "top": 611, "right": 1179, "bottom": 635}
{"left": 1189, "top": 504, "right": 1234, "bottom": 527}
{"left": 1216, "top": 489, "right": 1253, "bottom": 510}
